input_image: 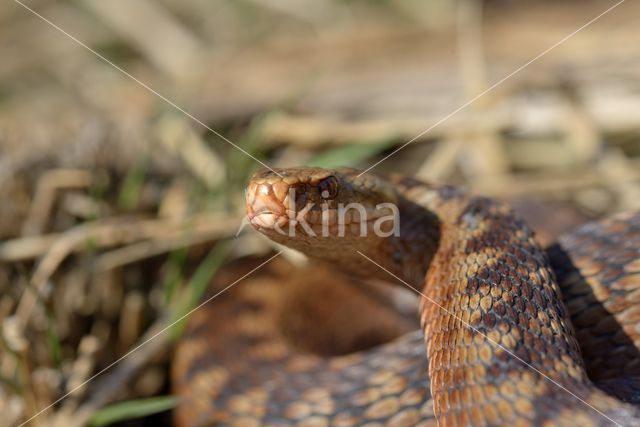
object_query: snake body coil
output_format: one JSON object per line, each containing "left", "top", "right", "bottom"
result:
{"left": 173, "top": 167, "right": 640, "bottom": 426}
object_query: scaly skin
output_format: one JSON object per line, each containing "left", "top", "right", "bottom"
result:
{"left": 173, "top": 167, "right": 640, "bottom": 426}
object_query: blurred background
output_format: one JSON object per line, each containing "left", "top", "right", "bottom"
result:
{"left": 1, "top": 0, "right": 639, "bottom": 425}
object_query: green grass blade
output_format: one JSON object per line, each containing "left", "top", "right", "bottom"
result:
{"left": 162, "top": 247, "right": 189, "bottom": 304}
{"left": 169, "top": 241, "right": 229, "bottom": 340}
{"left": 46, "top": 318, "right": 62, "bottom": 369}
{"left": 307, "top": 137, "right": 397, "bottom": 168}
{"left": 118, "top": 159, "right": 149, "bottom": 210}
{"left": 89, "top": 396, "right": 177, "bottom": 426}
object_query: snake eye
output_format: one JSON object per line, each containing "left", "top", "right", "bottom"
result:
{"left": 318, "top": 176, "right": 338, "bottom": 200}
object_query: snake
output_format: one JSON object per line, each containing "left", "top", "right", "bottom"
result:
{"left": 172, "top": 167, "right": 640, "bottom": 426}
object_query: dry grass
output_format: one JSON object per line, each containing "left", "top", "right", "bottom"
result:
{"left": 1, "top": 0, "right": 639, "bottom": 425}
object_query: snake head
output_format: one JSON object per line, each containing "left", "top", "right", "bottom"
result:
{"left": 245, "top": 167, "right": 401, "bottom": 246}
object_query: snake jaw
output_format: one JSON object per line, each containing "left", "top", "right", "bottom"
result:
{"left": 249, "top": 211, "right": 288, "bottom": 230}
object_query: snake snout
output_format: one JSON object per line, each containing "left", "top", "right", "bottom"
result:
{"left": 246, "top": 181, "right": 289, "bottom": 230}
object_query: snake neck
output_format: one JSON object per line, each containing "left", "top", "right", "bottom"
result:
{"left": 342, "top": 180, "right": 609, "bottom": 423}
{"left": 416, "top": 193, "right": 617, "bottom": 424}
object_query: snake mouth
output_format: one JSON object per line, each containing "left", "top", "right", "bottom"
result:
{"left": 248, "top": 209, "right": 289, "bottom": 229}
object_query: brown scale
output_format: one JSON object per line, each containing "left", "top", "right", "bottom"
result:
{"left": 173, "top": 168, "right": 640, "bottom": 426}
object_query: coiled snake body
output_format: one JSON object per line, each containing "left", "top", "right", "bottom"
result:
{"left": 173, "top": 167, "right": 640, "bottom": 426}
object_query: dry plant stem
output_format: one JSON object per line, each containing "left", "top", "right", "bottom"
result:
{"left": 1, "top": 215, "right": 237, "bottom": 262}
{"left": 154, "top": 115, "right": 226, "bottom": 189}
{"left": 259, "top": 113, "right": 504, "bottom": 148}
{"left": 1, "top": 315, "right": 28, "bottom": 395}
{"left": 84, "top": 0, "right": 205, "bottom": 80}
{"left": 456, "top": 0, "right": 508, "bottom": 179}
{"left": 95, "top": 270, "right": 123, "bottom": 319}
{"left": 457, "top": 0, "right": 488, "bottom": 106}
{"left": 65, "top": 336, "right": 101, "bottom": 403}
{"left": 415, "top": 138, "right": 464, "bottom": 182}
{"left": 473, "top": 163, "right": 640, "bottom": 198}
{"left": 243, "top": 0, "right": 349, "bottom": 25}
{"left": 17, "top": 345, "right": 39, "bottom": 426}
{"left": 118, "top": 292, "right": 146, "bottom": 352}
{"left": 51, "top": 319, "right": 171, "bottom": 427}
{"left": 14, "top": 215, "right": 237, "bottom": 329}
{"left": 93, "top": 216, "right": 239, "bottom": 271}
{"left": 158, "top": 178, "right": 190, "bottom": 221}
{"left": 599, "top": 149, "right": 640, "bottom": 210}
{"left": 61, "top": 192, "right": 107, "bottom": 219}
{"left": 259, "top": 89, "right": 640, "bottom": 150}
{"left": 31, "top": 368, "right": 61, "bottom": 418}
{"left": 0, "top": 235, "right": 61, "bottom": 262}
{"left": 21, "top": 169, "right": 93, "bottom": 237}
{"left": 561, "top": 84, "right": 602, "bottom": 164}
